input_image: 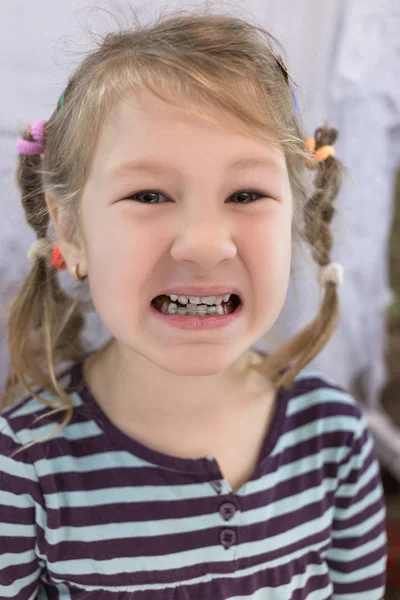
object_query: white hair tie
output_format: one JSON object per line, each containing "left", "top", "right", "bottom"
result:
{"left": 319, "top": 262, "right": 344, "bottom": 287}
{"left": 27, "top": 238, "right": 51, "bottom": 262}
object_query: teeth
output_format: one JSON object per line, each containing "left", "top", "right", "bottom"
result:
{"left": 167, "top": 293, "right": 232, "bottom": 305}
{"left": 163, "top": 303, "right": 226, "bottom": 315}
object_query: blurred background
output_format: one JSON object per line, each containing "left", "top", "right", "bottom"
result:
{"left": 0, "top": 0, "right": 399, "bottom": 594}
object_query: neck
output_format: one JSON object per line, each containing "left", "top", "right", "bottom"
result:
{"left": 83, "top": 339, "right": 269, "bottom": 426}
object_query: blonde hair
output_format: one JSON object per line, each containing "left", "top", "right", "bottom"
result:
{"left": 1, "top": 7, "right": 344, "bottom": 458}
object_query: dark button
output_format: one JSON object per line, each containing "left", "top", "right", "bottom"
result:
{"left": 220, "top": 528, "right": 236, "bottom": 549}
{"left": 219, "top": 501, "right": 236, "bottom": 521}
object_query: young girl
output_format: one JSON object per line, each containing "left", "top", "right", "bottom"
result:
{"left": 0, "top": 10, "right": 387, "bottom": 600}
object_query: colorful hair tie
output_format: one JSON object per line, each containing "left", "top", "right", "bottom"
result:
{"left": 27, "top": 240, "right": 67, "bottom": 270}
{"left": 50, "top": 245, "right": 67, "bottom": 270}
{"left": 290, "top": 86, "right": 301, "bottom": 120}
{"left": 57, "top": 91, "right": 65, "bottom": 115}
{"left": 16, "top": 119, "right": 46, "bottom": 156}
{"left": 305, "top": 136, "right": 335, "bottom": 168}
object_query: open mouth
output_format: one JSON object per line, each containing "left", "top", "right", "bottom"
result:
{"left": 151, "top": 294, "right": 242, "bottom": 315}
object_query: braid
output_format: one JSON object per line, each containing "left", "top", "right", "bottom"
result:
{"left": 17, "top": 126, "right": 50, "bottom": 239}
{"left": 303, "top": 126, "right": 342, "bottom": 268}
{"left": 252, "top": 124, "right": 344, "bottom": 390}
{"left": 1, "top": 124, "right": 86, "bottom": 411}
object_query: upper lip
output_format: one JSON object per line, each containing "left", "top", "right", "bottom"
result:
{"left": 153, "top": 286, "right": 242, "bottom": 299}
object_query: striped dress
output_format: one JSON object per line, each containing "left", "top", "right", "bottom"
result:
{"left": 0, "top": 351, "right": 387, "bottom": 599}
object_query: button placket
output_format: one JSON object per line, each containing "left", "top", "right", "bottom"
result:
{"left": 218, "top": 499, "right": 238, "bottom": 550}
{"left": 205, "top": 457, "right": 239, "bottom": 551}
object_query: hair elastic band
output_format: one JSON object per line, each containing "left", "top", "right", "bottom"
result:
{"left": 57, "top": 91, "right": 65, "bottom": 115}
{"left": 319, "top": 263, "right": 344, "bottom": 287}
{"left": 290, "top": 87, "right": 301, "bottom": 121}
{"left": 16, "top": 120, "right": 46, "bottom": 156}
{"left": 305, "top": 136, "right": 335, "bottom": 167}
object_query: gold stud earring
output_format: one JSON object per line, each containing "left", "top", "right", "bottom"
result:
{"left": 71, "top": 264, "right": 85, "bottom": 281}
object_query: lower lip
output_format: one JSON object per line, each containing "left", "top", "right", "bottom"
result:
{"left": 150, "top": 301, "right": 244, "bottom": 330}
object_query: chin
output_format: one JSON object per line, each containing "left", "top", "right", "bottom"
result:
{"left": 147, "top": 345, "right": 248, "bottom": 377}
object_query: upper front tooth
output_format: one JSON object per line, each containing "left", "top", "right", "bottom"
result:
{"left": 168, "top": 293, "right": 231, "bottom": 304}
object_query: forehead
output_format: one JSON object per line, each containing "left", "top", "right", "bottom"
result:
{"left": 93, "top": 90, "right": 289, "bottom": 180}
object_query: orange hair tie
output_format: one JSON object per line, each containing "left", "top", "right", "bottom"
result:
{"left": 305, "top": 137, "right": 335, "bottom": 169}
{"left": 51, "top": 245, "right": 67, "bottom": 270}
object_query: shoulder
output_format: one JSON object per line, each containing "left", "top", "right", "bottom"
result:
{"left": 286, "top": 366, "right": 370, "bottom": 454}
{"left": 255, "top": 349, "right": 366, "bottom": 443}
{"left": 291, "top": 366, "right": 365, "bottom": 419}
{"left": 292, "top": 365, "right": 361, "bottom": 404}
{"left": 0, "top": 362, "right": 84, "bottom": 453}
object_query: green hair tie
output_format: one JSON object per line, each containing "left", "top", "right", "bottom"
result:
{"left": 57, "top": 91, "right": 65, "bottom": 115}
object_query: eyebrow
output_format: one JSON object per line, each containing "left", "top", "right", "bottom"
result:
{"left": 108, "top": 156, "right": 280, "bottom": 178}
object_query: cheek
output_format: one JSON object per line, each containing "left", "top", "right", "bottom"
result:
{"left": 247, "top": 212, "right": 292, "bottom": 269}
{"left": 83, "top": 214, "right": 155, "bottom": 313}
{"left": 247, "top": 215, "right": 292, "bottom": 308}
{"left": 86, "top": 207, "right": 150, "bottom": 273}
{"left": 86, "top": 240, "right": 150, "bottom": 337}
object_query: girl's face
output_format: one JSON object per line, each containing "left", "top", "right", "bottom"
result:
{"left": 78, "top": 89, "right": 293, "bottom": 382}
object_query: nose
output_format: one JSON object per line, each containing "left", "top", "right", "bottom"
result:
{"left": 169, "top": 212, "right": 237, "bottom": 270}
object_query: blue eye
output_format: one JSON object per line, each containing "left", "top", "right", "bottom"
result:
{"left": 123, "top": 189, "right": 269, "bottom": 204}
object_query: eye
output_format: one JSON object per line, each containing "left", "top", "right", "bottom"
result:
{"left": 122, "top": 188, "right": 270, "bottom": 204}
{"left": 231, "top": 189, "right": 269, "bottom": 204}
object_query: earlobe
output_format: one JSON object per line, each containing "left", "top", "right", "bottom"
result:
{"left": 44, "top": 191, "right": 86, "bottom": 273}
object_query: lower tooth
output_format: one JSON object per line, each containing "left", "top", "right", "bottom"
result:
{"left": 161, "top": 302, "right": 226, "bottom": 315}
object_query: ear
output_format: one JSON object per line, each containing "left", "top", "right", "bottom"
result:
{"left": 45, "top": 191, "right": 88, "bottom": 276}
